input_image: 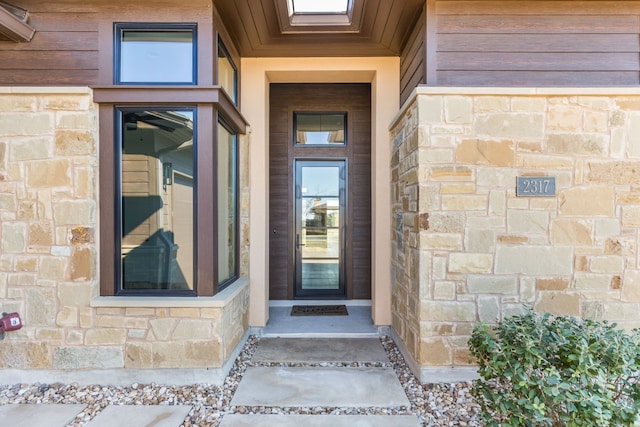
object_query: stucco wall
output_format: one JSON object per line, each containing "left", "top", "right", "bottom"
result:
{"left": 0, "top": 88, "right": 249, "bottom": 383}
{"left": 390, "top": 87, "right": 640, "bottom": 379}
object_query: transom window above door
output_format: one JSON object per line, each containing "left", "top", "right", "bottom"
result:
{"left": 294, "top": 112, "right": 346, "bottom": 145}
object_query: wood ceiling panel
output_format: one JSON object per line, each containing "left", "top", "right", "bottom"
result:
{"left": 247, "top": 0, "right": 272, "bottom": 45}
{"left": 214, "top": 0, "right": 424, "bottom": 57}
{"left": 369, "top": 0, "right": 390, "bottom": 42}
{"left": 380, "top": 1, "right": 407, "bottom": 48}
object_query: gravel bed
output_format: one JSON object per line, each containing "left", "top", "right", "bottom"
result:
{"left": 380, "top": 336, "right": 481, "bottom": 426}
{"left": 0, "top": 335, "right": 481, "bottom": 426}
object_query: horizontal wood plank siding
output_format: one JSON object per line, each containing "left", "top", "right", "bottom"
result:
{"left": 7, "top": 31, "right": 98, "bottom": 51}
{"left": 0, "top": 0, "right": 216, "bottom": 86}
{"left": 438, "top": 71, "right": 640, "bottom": 86}
{"left": 433, "top": 0, "right": 640, "bottom": 86}
{"left": 438, "top": 34, "right": 640, "bottom": 53}
{"left": 439, "top": 52, "right": 639, "bottom": 71}
{"left": 28, "top": 13, "right": 99, "bottom": 31}
{"left": 438, "top": 15, "right": 640, "bottom": 33}
{"left": 400, "top": 5, "right": 425, "bottom": 104}
{"left": 0, "top": 10, "right": 98, "bottom": 84}
{"left": 1, "top": 51, "right": 99, "bottom": 69}
{"left": 438, "top": 1, "right": 640, "bottom": 15}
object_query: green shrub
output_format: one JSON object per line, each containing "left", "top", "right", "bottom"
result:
{"left": 468, "top": 309, "right": 640, "bottom": 427}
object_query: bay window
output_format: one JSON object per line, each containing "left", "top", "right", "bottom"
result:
{"left": 95, "top": 22, "right": 245, "bottom": 297}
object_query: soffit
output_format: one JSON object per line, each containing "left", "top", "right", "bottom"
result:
{"left": 213, "top": 0, "right": 424, "bottom": 57}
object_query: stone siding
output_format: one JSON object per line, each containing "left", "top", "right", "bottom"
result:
{"left": 0, "top": 88, "right": 250, "bottom": 373}
{"left": 391, "top": 88, "right": 640, "bottom": 371}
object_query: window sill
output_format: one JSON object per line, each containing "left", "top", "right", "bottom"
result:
{"left": 91, "top": 277, "right": 249, "bottom": 308}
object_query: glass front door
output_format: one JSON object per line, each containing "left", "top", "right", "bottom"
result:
{"left": 294, "top": 160, "right": 346, "bottom": 297}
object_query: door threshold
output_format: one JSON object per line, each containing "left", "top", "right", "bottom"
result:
{"left": 257, "top": 331, "right": 381, "bottom": 338}
{"left": 269, "top": 299, "right": 371, "bottom": 307}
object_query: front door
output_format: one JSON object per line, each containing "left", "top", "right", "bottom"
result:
{"left": 295, "top": 160, "right": 346, "bottom": 298}
{"left": 269, "top": 83, "right": 371, "bottom": 300}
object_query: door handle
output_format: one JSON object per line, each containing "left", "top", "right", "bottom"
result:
{"left": 296, "top": 234, "right": 305, "bottom": 248}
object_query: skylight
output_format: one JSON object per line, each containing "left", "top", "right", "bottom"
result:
{"left": 291, "top": 0, "right": 349, "bottom": 14}
{"left": 277, "top": 0, "right": 360, "bottom": 33}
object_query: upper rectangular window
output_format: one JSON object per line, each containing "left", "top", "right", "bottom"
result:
{"left": 115, "top": 23, "right": 197, "bottom": 85}
{"left": 218, "top": 38, "right": 237, "bottom": 104}
{"left": 294, "top": 112, "right": 346, "bottom": 145}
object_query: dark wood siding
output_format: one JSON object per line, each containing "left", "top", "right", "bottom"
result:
{"left": 269, "top": 83, "right": 372, "bottom": 300}
{"left": 0, "top": 1, "right": 99, "bottom": 84}
{"left": 433, "top": 0, "right": 640, "bottom": 86}
{"left": 400, "top": 4, "right": 426, "bottom": 105}
{"left": 0, "top": 0, "right": 221, "bottom": 86}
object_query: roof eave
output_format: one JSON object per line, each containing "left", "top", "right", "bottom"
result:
{"left": 0, "top": 3, "right": 35, "bottom": 42}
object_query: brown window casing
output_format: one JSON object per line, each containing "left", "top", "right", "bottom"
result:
{"left": 94, "top": 86, "right": 247, "bottom": 296}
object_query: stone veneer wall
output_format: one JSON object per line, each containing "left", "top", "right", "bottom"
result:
{"left": 390, "top": 87, "right": 640, "bottom": 377}
{"left": 0, "top": 88, "right": 250, "bottom": 378}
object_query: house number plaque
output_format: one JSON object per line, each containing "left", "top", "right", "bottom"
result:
{"left": 516, "top": 176, "right": 555, "bottom": 197}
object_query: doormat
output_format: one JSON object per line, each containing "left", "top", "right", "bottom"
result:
{"left": 291, "top": 304, "right": 348, "bottom": 316}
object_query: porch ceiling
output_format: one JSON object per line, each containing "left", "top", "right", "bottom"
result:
{"left": 214, "top": 0, "right": 424, "bottom": 57}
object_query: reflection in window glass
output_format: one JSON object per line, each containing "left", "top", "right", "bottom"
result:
{"left": 119, "top": 108, "right": 195, "bottom": 292}
{"left": 295, "top": 113, "right": 345, "bottom": 145}
{"left": 301, "top": 166, "right": 340, "bottom": 195}
{"left": 218, "top": 121, "right": 238, "bottom": 286}
{"left": 117, "top": 25, "right": 196, "bottom": 84}
{"left": 218, "top": 38, "right": 237, "bottom": 104}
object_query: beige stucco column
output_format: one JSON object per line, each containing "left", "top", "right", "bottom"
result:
{"left": 241, "top": 57, "right": 399, "bottom": 327}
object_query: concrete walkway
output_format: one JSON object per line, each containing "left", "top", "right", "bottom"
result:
{"left": 0, "top": 337, "right": 420, "bottom": 426}
{"left": 220, "top": 337, "right": 420, "bottom": 426}
{"left": 0, "top": 403, "right": 193, "bottom": 427}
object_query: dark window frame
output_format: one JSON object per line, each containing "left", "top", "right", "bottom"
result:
{"left": 114, "top": 22, "right": 198, "bottom": 85}
{"left": 94, "top": 87, "right": 247, "bottom": 297}
{"left": 293, "top": 111, "right": 347, "bottom": 147}
{"left": 97, "top": 19, "right": 245, "bottom": 298}
{"left": 216, "top": 117, "right": 240, "bottom": 290}
{"left": 217, "top": 36, "right": 238, "bottom": 105}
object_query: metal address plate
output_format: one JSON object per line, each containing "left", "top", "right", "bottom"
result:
{"left": 516, "top": 176, "right": 555, "bottom": 197}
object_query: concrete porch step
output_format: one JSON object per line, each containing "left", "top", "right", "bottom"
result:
{"left": 262, "top": 306, "right": 379, "bottom": 337}
{"left": 231, "top": 366, "right": 410, "bottom": 407}
{"left": 252, "top": 337, "right": 389, "bottom": 363}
